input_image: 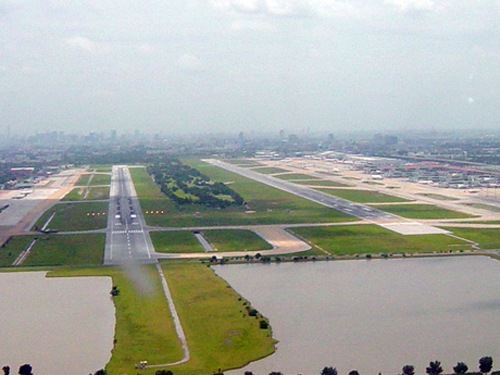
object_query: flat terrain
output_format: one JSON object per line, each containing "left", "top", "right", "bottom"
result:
{"left": 151, "top": 231, "right": 205, "bottom": 253}
{"left": 0, "top": 235, "right": 33, "bottom": 266}
{"left": 290, "top": 225, "right": 471, "bottom": 255}
{"left": 33, "top": 202, "right": 108, "bottom": 231}
{"left": 132, "top": 164, "right": 355, "bottom": 227}
{"left": 274, "top": 173, "right": 320, "bottom": 180}
{"left": 439, "top": 227, "right": 500, "bottom": 249}
{"left": 251, "top": 166, "right": 290, "bottom": 174}
{"left": 373, "top": 203, "right": 476, "bottom": 219}
{"left": 202, "top": 229, "right": 273, "bottom": 252}
{"left": 23, "top": 233, "right": 105, "bottom": 266}
{"left": 317, "top": 188, "right": 410, "bottom": 203}
{"left": 293, "top": 179, "right": 350, "bottom": 187}
{"left": 62, "top": 186, "right": 110, "bottom": 201}
{"left": 162, "top": 263, "right": 275, "bottom": 374}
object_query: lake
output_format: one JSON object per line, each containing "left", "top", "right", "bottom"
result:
{"left": 214, "top": 256, "right": 500, "bottom": 375}
{"left": 0, "top": 272, "right": 115, "bottom": 375}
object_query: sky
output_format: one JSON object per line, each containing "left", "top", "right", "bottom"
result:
{"left": 1, "top": 0, "right": 499, "bottom": 136}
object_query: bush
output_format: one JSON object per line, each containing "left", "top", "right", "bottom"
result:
{"left": 259, "top": 320, "right": 269, "bottom": 329}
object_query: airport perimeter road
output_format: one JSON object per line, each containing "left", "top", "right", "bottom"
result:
{"left": 104, "top": 166, "right": 154, "bottom": 265}
{"left": 205, "top": 159, "right": 400, "bottom": 222}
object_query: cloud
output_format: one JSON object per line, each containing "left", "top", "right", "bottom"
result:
{"left": 231, "top": 19, "right": 275, "bottom": 31}
{"left": 384, "top": 0, "right": 439, "bottom": 14}
{"left": 211, "top": 0, "right": 311, "bottom": 17}
{"left": 65, "top": 36, "right": 110, "bottom": 53}
{"left": 177, "top": 53, "right": 204, "bottom": 72}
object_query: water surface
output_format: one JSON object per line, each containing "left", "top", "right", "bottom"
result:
{"left": 215, "top": 257, "right": 500, "bottom": 375}
{"left": 0, "top": 272, "right": 115, "bottom": 375}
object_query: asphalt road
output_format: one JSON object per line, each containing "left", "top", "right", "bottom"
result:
{"left": 104, "top": 166, "right": 155, "bottom": 265}
{"left": 205, "top": 159, "right": 401, "bottom": 222}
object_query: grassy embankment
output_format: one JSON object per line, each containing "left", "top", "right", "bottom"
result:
{"left": 33, "top": 201, "right": 108, "bottom": 231}
{"left": 290, "top": 225, "right": 472, "bottom": 255}
{"left": 49, "top": 265, "right": 184, "bottom": 375}
{"left": 151, "top": 229, "right": 272, "bottom": 253}
{"left": 49, "top": 263, "right": 275, "bottom": 375}
{"left": 373, "top": 203, "right": 477, "bottom": 219}
{"left": 317, "top": 188, "right": 410, "bottom": 203}
{"left": 162, "top": 263, "right": 276, "bottom": 375}
{"left": 439, "top": 227, "right": 500, "bottom": 249}
{"left": 131, "top": 164, "right": 355, "bottom": 227}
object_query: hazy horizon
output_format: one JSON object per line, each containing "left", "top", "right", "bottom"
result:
{"left": 1, "top": 1, "right": 498, "bottom": 136}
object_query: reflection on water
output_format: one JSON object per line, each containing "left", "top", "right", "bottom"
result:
{"left": 0, "top": 272, "right": 115, "bottom": 375}
{"left": 215, "top": 257, "right": 500, "bottom": 375}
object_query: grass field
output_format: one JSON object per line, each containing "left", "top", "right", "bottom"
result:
{"left": 292, "top": 179, "right": 350, "bottom": 187}
{"left": 76, "top": 173, "right": 92, "bottom": 186}
{"left": 224, "top": 160, "right": 264, "bottom": 167}
{"left": 89, "top": 173, "right": 111, "bottom": 186}
{"left": 417, "top": 193, "right": 459, "bottom": 201}
{"left": 0, "top": 235, "right": 35, "bottom": 267}
{"left": 163, "top": 263, "right": 276, "bottom": 374}
{"left": 23, "top": 234, "right": 105, "bottom": 266}
{"left": 33, "top": 202, "right": 108, "bottom": 231}
{"left": 62, "top": 186, "right": 110, "bottom": 201}
{"left": 373, "top": 203, "right": 476, "bottom": 219}
{"left": 317, "top": 188, "right": 410, "bottom": 203}
{"left": 290, "top": 225, "right": 471, "bottom": 255}
{"left": 203, "top": 230, "right": 273, "bottom": 252}
{"left": 251, "top": 166, "right": 290, "bottom": 174}
{"left": 439, "top": 227, "right": 500, "bottom": 249}
{"left": 461, "top": 203, "right": 500, "bottom": 213}
{"left": 275, "top": 173, "right": 319, "bottom": 180}
{"left": 150, "top": 231, "right": 205, "bottom": 253}
{"left": 132, "top": 163, "right": 355, "bottom": 227}
{"left": 49, "top": 265, "right": 184, "bottom": 374}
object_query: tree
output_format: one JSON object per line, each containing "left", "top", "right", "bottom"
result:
{"left": 2, "top": 366, "right": 10, "bottom": 375}
{"left": 94, "top": 370, "right": 107, "bottom": 375}
{"left": 244, "top": 372, "right": 254, "bottom": 375}
{"left": 155, "top": 370, "right": 173, "bottom": 375}
{"left": 402, "top": 365, "right": 415, "bottom": 375}
{"left": 349, "top": 371, "right": 360, "bottom": 375}
{"left": 269, "top": 372, "right": 283, "bottom": 375}
{"left": 479, "top": 357, "right": 493, "bottom": 374}
{"left": 453, "top": 362, "right": 469, "bottom": 375}
{"left": 321, "top": 367, "right": 338, "bottom": 375}
{"left": 18, "top": 364, "right": 33, "bottom": 375}
{"left": 110, "top": 285, "right": 120, "bottom": 296}
{"left": 426, "top": 361, "right": 443, "bottom": 375}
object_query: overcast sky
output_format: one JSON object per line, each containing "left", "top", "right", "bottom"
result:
{"left": 1, "top": 0, "right": 499, "bottom": 136}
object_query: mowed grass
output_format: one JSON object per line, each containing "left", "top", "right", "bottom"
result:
{"left": 203, "top": 230, "right": 273, "bottom": 252}
{"left": 0, "top": 235, "right": 35, "bottom": 267}
{"left": 150, "top": 231, "right": 205, "bottom": 253}
{"left": 317, "top": 188, "right": 410, "bottom": 203}
{"left": 290, "top": 225, "right": 471, "bottom": 255}
{"left": 49, "top": 265, "right": 184, "bottom": 375}
{"left": 417, "top": 193, "right": 459, "bottom": 201}
{"left": 374, "top": 203, "right": 476, "bottom": 219}
{"left": 132, "top": 163, "right": 355, "bottom": 227}
{"left": 461, "top": 203, "right": 500, "bottom": 213}
{"left": 251, "top": 166, "right": 290, "bottom": 174}
{"left": 224, "top": 159, "right": 264, "bottom": 167}
{"left": 439, "top": 227, "right": 500, "bottom": 249}
{"left": 33, "top": 202, "right": 108, "bottom": 231}
{"left": 293, "top": 179, "right": 350, "bottom": 187}
{"left": 62, "top": 186, "right": 110, "bottom": 201}
{"left": 275, "top": 173, "right": 319, "bottom": 180}
{"left": 76, "top": 173, "right": 92, "bottom": 186}
{"left": 163, "top": 263, "right": 275, "bottom": 374}
{"left": 23, "top": 234, "right": 105, "bottom": 266}
{"left": 89, "top": 173, "right": 111, "bottom": 186}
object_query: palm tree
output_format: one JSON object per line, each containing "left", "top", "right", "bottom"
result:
{"left": 426, "top": 361, "right": 443, "bottom": 375}
{"left": 402, "top": 365, "right": 415, "bottom": 375}
{"left": 479, "top": 357, "right": 493, "bottom": 375}
{"left": 321, "top": 367, "right": 338, "bottom": 375}
{"left": 453, "top": 362, "right": 468, "bottom": 375}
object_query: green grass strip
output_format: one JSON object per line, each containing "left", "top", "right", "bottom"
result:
{"left": 23, "top": 234, "right": 105, "bottom": 266}
{"left": 290, "top": 225, "right": 471, "bottom": 255}
{"left": 274, "top": 173, "right": 319, "bottom": 180}
{"left": 203, "top": 229, "right": 273, "bottom": 252}
{"left": 251, "top": 167, "right": 290, "bottom": 174}
{"left": 0, "top": 235, "right": 34, "bottom": 267}
{"left": 374, "top": 203, "right": 476, "bottom": 219}
{"left": 317, "top": 188, "right": 410, "bottom": 203}
{"left": 439, "top": 227, "right": 500, "bottom": 249}
{"left": 163, "top": 263, "right": 275, "bottom": 374}
{"left": 49, "top": 265, "right": 184, "bottom": 374}
{"left": 151, "top": 231, "right": 205, "bottom": 253}
{"left": 33, "top": 202, "right": 108, "bottom": 231}
{"left": 293, "top": 179, "right": 349, "bottom": 187}
{"left": 88, "top": 173, "right": 111, "bottom": 186}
